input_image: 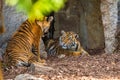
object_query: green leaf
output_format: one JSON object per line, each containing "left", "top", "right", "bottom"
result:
{"left": 5, "top": 0, "right": 19, "bottom": 6}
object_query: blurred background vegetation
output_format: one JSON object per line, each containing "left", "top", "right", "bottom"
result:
{"left": 5, "top": 0, "right": 67, "bottom": 21}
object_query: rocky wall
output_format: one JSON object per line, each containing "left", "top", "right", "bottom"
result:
{"left": 0, "top": 5, "right": 27, "bottom": 56}
{"left": 0, "top": 5, "right": 27, "bottom": 49}
{"left": 0, "top": 0, "right": 119, "bottom": 54}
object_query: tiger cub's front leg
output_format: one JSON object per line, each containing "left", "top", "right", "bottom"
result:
{"left": 32, "top": 38, "right": 45, "bottom": 63}
{"left": 77, "top": 41, "right": 89, "bottom": 56}
{"left": 32, "top": 16, "right": 53, "bottom": 63}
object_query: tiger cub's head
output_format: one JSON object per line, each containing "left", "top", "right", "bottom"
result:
{"left": 59, "top": 30, "right": 79, "bottom": 51}
{"left": 35, "top": 16, "right": 53, "bottom": 33}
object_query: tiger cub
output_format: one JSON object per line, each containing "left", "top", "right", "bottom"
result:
{"left": 0, "top": 0, "right": 5, "bottom": 35}
{"left": 0, "top": 62, "right": 3, "bottom": 80}
{"left": 3, "top": 16, "right": 53, "bottom": 69}
{"left": 0, "top": 33, "right": 4, "bottom": 80}
{"left": 45, "top": 30, "right": 89, "bottom": 57}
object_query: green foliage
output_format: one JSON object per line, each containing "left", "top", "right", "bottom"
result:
{"left": 5, "top": 0, "right": 66, "bottom": 21}
{"left": 5, "top": 0, "right": 19, "bottom": 6}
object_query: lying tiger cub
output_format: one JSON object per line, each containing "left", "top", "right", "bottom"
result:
{"left": 3, "top": 16, "right": 53, "bottom": 69}
{"left": 45, "top": 30, "right": 89, "bottom": 57}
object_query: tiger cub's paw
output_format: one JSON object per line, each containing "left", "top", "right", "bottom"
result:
{"left": 38, "top": 59, "right": 46, "bottom": 65}
{"left": 34, "top": 61, "right": 47, "bottom": 67}
{"left": 72, "top": 51, "right": 81, "bottom": 56}
{"left": 40, "top": 51, "right": 48, "bottom": 59}
{"left": 40, "top": 59, "right": 46, "bottom": 63}
{"left": 57, "top": 54, "right": 66, "bottom": 58}
{"left": 82, "top": 51, "right": 90, "bottom": 56}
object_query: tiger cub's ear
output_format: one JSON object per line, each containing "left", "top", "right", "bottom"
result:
{"left": 43, "top": 17, "right": 48, "bottom": 21}
{"left": 61, "top": 30, "right": 66, "bottom": 35}
{"left": 48, "top": 16, "right": 53, "bottom": 22}
{"left": 35, "top": 20, "right": 42, "bottom": 27}
{"left": 75, "top": 33, "right": 79, "bottom": 39}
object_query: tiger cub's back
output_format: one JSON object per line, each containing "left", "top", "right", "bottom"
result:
{"left": 0, "top": 20, "right": 5, "bottom": 80}
{"left": 0, "top": 61, "right": 3, "bottom": 80}
{"left": 0, "top": 25, "right": 4, "bottom": 80}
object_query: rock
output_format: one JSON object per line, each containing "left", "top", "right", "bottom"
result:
{"left": 57, "top": 54, "right": 66, "bottom": 58}
{"left": 15, "top": 74, "right": 44, "bottom": 80}
{"left": 33, "top": 62, "right": 54, "bottom": 73}
{"left": 40, "top": 39, "right": 47, "bottom": 59}
{"left": 0, "top": 48, "right": 4, "bottom": 60}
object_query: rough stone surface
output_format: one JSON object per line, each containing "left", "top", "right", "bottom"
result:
{"left": 54, "top": 0, "right": 80, "bottom": 38}
{"left": 15, "top": 74, "right": 44, "bottom": 80}
{"left": 101, "top": 0, "right": 118, "bottom": 53}
{"left": 0, "top": 5, "right": 27, "bottom": 49}
{"left": 115, "top": 1, "right": 120, "bottom": 52}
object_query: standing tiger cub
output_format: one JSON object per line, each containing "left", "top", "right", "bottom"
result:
{"left": 46, "top": 30, "right": 89, "bottom": 57}
{"left": 3, "top": 16, "right": 53, "bottom": 69}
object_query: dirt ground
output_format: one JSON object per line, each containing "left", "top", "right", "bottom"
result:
{"left": 4, "top": 53, "right": 120, "bottom": 80}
